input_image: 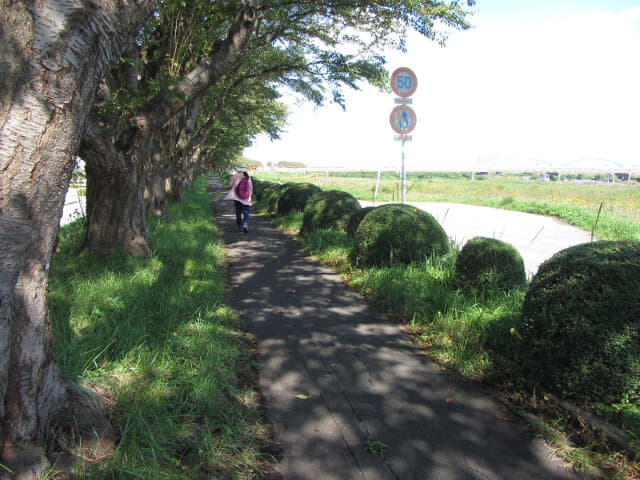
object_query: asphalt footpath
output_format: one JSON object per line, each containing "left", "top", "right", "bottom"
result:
{"left": 210, "top": 177, "right": 577, "bottom": 480}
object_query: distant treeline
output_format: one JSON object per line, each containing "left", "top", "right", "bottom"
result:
{"left": 327, "top": 171, "right": 640, "bottom": 182}
{"left": 264, "top": 161, "right": 307, "bottom": 168}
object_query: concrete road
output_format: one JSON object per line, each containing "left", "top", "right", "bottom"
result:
{"left": 60, "top": 187, "right": 86, "bottom": 226}
{"left": 360, "top": 201, "right": 594, "bottom": 277}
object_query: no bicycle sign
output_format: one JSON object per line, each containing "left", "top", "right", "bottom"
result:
{"left": 389, "top": 105, "right": 417, "bottom": 135}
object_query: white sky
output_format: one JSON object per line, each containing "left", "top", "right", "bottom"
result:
{"left": 244, "top": 1, "right": 640, "bottom": 171}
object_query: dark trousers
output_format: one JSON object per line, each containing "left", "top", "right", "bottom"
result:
{"left": 234, "top": 201, "right": 250, "bottom": 229}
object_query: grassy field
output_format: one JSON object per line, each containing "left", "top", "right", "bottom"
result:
{"left": 256, "top": 170, "right": 640, "bottom": 241}
{"left": 46, "top": 172, "right": 639, "bottom": 479}
{"left": 254, "top": 171, "right": 640, "bottom": 479}
{"left": 48, "top": 176, "right": 276, "bottom": 479}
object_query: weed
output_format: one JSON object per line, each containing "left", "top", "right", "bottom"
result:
{"left": 365, "top": 437, "right": 388, "bottom": 457}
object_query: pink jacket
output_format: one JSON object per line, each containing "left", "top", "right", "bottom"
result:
{"left": 224, "top": 172, "right": 253, "bottom": 206}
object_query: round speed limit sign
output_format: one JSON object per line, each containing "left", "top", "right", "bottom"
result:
{"left": 391, "top": 67, "right": 418, "bottom": 98}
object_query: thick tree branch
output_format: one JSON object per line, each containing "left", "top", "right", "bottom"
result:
{"left": 141, "top": 0, "right": 258, "bottom": 130}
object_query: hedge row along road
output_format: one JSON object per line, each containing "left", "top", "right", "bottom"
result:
{"left": 359, "top": 201, "right": 594, "bottom": 277}
{"left": 61, "top": 191, "right": 594, "bottom": 277}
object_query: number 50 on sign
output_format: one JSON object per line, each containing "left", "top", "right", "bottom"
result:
{"left": 391, "top": 67, "right": 418, "bottom": 98}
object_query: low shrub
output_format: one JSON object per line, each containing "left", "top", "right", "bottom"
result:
{"left": 218, "top": 171, "right": 232, "bottom": 184}
{"left": 454, "top": 237, "right": 526, "bottom": 293}
{"left": 301, "top": 189, "right": 361, "bottom": 235}
{"left": 277, "top": 183, "right": 322, "bottom": 215}
{"left": 515, "top": 240, "right": 640, "bottom": 403}
{"left": 346, "top": 206, "right": 377, "bottom": 236}
{"left": 251, "top": 178, "right": 266, "bottom": 200}
{"left": 352, "top": 204, "right": 449, "bottom": 267}
{"left": 261, "top": 183, "right": 285, "bottom": 213}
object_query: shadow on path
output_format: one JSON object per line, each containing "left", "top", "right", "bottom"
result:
{"left": 210, "top": 177, "right": 577, "bottom": 480}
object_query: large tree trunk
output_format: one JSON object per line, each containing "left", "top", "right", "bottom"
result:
{"left": 82, "top": 117, "right": 152, "bottom": 257}
{"left": 0, "top": 1, "right": 153, "bottom": 473}
{"left": 80, "top": 0, "right": 257, "bottom": 254}
{"left": 169, "top": 101, "right": 203, "bottom": 203}
{"left": 145, "top": 131, "right": 170, "bottom": 217}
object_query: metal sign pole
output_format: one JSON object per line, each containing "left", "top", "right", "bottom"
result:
{"left": 401, "top": 139, "right": 407, "bottom": 204}
{"left": 389, "top": 67, "right": 417, "bottom": 205}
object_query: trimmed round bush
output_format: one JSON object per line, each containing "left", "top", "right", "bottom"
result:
{"left": 218, "top": 171, "right": 232, "bottom": 184}
{"left": 301, "top": 189, "right": 361, "bottom": 234}
{"left": 346, "top": 206, "right": 377, "bottom": 236}
{"left": 454, "top": 237, "right": 526, "bottom": 292}
{"left": 352, "top": 203, "right": 449, "bottom": 267}
{"left": 262, "top": 183, "right": 285, "bottom": 213}
{"left": 251, "top": 178, "right": 267, "bottom": 201}
{"left": 252, "top": 180, "right": 279, "bottom": 202}
{"left": 515, "top": 240, "right": 640, "bottom": 403}
{"left": 276, "top": 182, "right": 322, "bottom": 215}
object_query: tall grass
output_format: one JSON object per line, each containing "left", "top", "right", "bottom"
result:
{"left": 256, "top": 171, "right": 640, "bottom": 241}
{"left": 48, "top": 176, "right": 274, "bottom": 479}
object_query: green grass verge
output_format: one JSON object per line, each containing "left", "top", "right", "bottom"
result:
{"left": 49, "top": 176, "right": 276, "bottom": 479}
{"left": 255, "top": 171, "right": 640, "bottom": 241}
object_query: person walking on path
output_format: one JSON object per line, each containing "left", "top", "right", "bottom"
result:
{"left": 225, "top": 165, "right": 253, "bottom": 233}
{"left": 210, "top": 175, "right": 577, "bottom": 480}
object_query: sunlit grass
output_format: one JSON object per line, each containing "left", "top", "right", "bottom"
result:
{"left": 48, "top": 176, "right": 274, "bottom": 479}
{"left": 344, "top": 252, "right": 526, "bottom": 379}
{"left": 255, "top": 171, "right": 640, "bottom": 241}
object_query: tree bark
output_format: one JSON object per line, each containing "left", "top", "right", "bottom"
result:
{"left": 170, "top": 99, "right": 204, "bottom": 202}
{"left": 82, "top": 116, "right": 151, "bottom": 256}
{"left": 183, "top": 145, "right": 205, "bottom": 192}
{"left": 0, "top": 0, "right": 153, "bottom": 471}
{"left": 81, "top": 0, "right": 257, "bottom": 255}
{"left": 145, "top": 130, "right": 170, "bottom": 217}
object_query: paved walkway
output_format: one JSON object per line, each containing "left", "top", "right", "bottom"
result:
{"left": 211, "top": 177, "right": 577, "bottom": 480}
{"left": 60, "top": 187, "right": 86, "bottom": 226}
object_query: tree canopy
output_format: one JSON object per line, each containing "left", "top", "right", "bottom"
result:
{"left": 100, "top": 0, "right": 476, "bottom": 164}
{"left": 0, "top": 1, "right": 474, "bottom": 472}
{"left": 76, "top": 0, "right": 475, "bottom": 256}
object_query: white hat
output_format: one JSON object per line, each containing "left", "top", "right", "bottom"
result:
{"left": 237, "top": 164, "right": 248, "bottom": 172}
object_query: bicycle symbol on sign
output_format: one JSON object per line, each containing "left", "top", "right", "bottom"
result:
{"left": 390, "top": 105, "right": 416, "bottom": 134}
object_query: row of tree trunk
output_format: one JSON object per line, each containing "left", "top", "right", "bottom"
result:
{"left": 1, "top": 0, "right": 474, "bottom": 474}
{"left": 0, "top": 1, "right": 256, "bottom": 474}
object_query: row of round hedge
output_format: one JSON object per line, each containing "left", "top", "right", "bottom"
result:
{"left": 251, "top": 177, "right": 640, "bottom": 404}
{"left": 253, "top": 179, "right": 527, "bottom": 289}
